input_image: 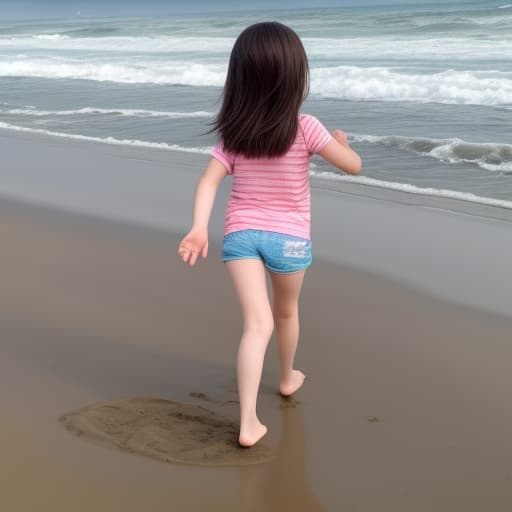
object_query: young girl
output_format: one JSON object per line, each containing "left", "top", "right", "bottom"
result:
{"left": 178, "top": 21, "right": 361, "bottom": 448}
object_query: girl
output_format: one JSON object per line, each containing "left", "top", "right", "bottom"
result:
{"left": 178, "top": 21, "right": 361, "bottom": 448}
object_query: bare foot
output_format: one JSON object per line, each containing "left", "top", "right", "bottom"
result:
{"left": 279, "top": 369, "right": 306, "bottom": 397}
{"left": 238, "top": 421, "right": 268, "bottom": 448}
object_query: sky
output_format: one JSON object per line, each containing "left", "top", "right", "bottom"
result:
{"left": 0, "top": 0, "right": 495, "bottom": 21}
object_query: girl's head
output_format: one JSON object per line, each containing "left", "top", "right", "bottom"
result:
{"left": 211, "top": 21, "right": 310, "bottom": 158}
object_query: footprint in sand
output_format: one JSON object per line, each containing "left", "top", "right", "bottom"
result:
{"left": 58, "top": 397, "right": 274, "bottom": 467}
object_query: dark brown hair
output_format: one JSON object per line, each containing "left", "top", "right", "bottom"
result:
{"left": 207, "top": 21, "right": 310, "bottom": 158}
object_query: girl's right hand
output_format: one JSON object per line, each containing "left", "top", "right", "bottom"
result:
{"left": 318, "top": 129, "right": 361, "bottom": 175}
{"left": 178, "top": 226, "right": 208, "bottom": 267}
{"left": 332, "top": 129, "right": 349, "bottom": 148}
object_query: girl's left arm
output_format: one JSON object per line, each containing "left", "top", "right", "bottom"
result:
{"left": 178, "top": 157, "right": 228, "bottom": 266}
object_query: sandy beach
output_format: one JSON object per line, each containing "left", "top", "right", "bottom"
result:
{"left": 2, "top": 129, "right": 512, "bottom": 511}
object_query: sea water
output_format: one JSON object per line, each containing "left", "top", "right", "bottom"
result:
{"left": 0, "top": 1, "right": 511, "bottom": 207}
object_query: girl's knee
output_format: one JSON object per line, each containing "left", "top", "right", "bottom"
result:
{"left": 272, "top": 304, "right": 299, "bottom": 320}
{"left": 243, "top": 317, "right": 274, "bottom": 338}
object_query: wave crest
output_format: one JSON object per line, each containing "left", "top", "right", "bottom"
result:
{"left": 0, "top": 59, "right": 225, "bottom": 86}
{"left": 2, "top": 35, "right": 512, "bottom": 61}
{"left": 2, "top": 60, "right": 512, "bottom": 106}
{"left": 311, "top": 67, "right": 512, "bottom": 105}
{"left": 352, "top": 133, "right": 512, "bottom": 172}
{"left": 2, "top": 106, "right": 214, "bottom": 118}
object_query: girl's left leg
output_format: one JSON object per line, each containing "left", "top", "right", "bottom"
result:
{"left": 224, "top": 258, "right": 274, "bottom": 447}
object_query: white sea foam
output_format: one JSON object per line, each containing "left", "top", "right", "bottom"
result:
{"left": 304, "top": 37, "right": 512, "bottom": 61}
{"left": 309, "top": 169, "right": 512, "bottom": 210}
{"left": 1, "top": 34, "right": 512, "bottom": 61}
{"left": 0, "top": 35, "right": 232, "bottom": 53}
{"left": 1, "top": 120, "right": 510, "bottom": 211}
{"left": 0, "top": 58, "right": 225, "bottom": 86}
{"left": 498, "top": 4, "right": 512, "bottom": 8}
{"left": 2, "top": 58, "right": 512, "bottom": 106}
{"left": 351, "top": 133, "right": 512, "bottom": 172}
{"left": 2, "top": 106, "right": 214, "bottom": 118}
{"left": 311, "top": 67, "right": 512, "bottom": 105}
{"left": 0, "top": 121, "right": 212, "bottom": 154}
{"left": 31, "top": 34, "right": 68, "bottom": 40}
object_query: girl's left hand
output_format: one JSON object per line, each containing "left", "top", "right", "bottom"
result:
{"left": 178, "top": 227, "right": 208, "bottom": 267}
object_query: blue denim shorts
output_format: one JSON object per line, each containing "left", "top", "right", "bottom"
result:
{"left": 222, "top": 229, "right": 312, "bottom": 274}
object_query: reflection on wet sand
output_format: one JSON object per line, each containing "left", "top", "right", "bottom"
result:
{"left": 238, "top": 396, "right": 326, "bottom": 511}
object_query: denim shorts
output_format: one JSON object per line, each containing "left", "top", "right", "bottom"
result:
{"left": 222, "top": 229, "right": 312, "bottom": 274}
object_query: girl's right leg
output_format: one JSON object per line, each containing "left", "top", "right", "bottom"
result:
{"left": 224, "top": 258, "right": 274, "bottom": 448}
{"left": 268, "top": 268, "right": 307, "bottom": 397}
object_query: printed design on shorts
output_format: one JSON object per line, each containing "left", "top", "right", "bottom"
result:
{"left": 283, "top": 240, "right": 308, "bottom": 258}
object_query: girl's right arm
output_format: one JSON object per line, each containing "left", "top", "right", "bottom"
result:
{"left": 318, "top": 129, "right": 362, "bottom": 175}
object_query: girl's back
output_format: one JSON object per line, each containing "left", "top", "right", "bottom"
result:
{"left": 212, "top": 113, "right": 332, "bottom": 241}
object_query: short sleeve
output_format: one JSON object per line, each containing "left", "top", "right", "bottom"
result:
{"left": 299, "top": 114, "right": 332, "bottom": 155}
{"left": 211, "top": 141, "right": 234, "bottom": 175}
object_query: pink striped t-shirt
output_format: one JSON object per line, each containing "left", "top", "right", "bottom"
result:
{"left": 211, "top": 113, "right": 332, "bottom": 241}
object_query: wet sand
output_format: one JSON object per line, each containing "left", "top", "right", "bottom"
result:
{"left": 2, "top": 130, "right": 512, "bottom": 510}
{"left": 59, "top": 396, "right": 275, "bottom": 466}
{"left": 2, "top": 194, "right": 512, "bottom": 511}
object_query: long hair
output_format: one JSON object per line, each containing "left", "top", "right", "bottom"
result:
{"left": 207, "top": 21, "right": 310, "bottom": 158}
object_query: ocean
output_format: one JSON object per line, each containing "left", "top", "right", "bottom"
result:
{"left": 1, "top": 1, "right": 511, "bottom": 207}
